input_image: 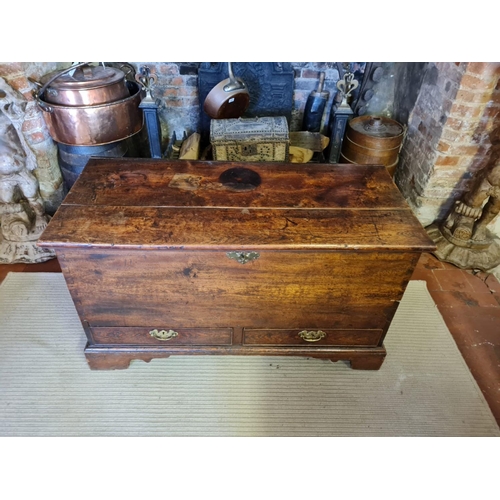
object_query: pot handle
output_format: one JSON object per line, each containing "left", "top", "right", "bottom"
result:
{"left": 33, "top": 61, "right": 91, "bottom": 103}
{"left": 223, "top": 62, "right": 246, "bottom": 92}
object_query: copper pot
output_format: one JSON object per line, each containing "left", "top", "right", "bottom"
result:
{"left": 203, "top": 62, "right": 250, "bottom": 119}
{"left": 32, "top": 63, "right": 144, "bottom": 146}
{"left": 36, "top": 81, "right": 144, "bottom": 146}
{"left": 31, "top": 62, "right": 130, "bottom": 106}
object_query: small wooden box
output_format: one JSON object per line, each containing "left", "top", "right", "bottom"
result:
{"left": 210, "top": 116, "right": 289, "bottom": 162}
{"left": 38, "top": 158, "right": 435, "bottom": 370}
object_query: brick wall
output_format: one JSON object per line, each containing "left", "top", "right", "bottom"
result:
{"left": 131, "top": 62, "right": 345, "bottom": 144}
{"left": 395, "top": 62, "right": 500, "bottom": 228}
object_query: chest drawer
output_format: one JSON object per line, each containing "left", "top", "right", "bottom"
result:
{"left": 91, "top": 327, "right": 233, "bottom": 346}
{"left": 243, "top": 328, "right": 383, "bottom": 347}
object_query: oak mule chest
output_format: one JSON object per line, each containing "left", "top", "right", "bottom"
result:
{"left": 38, "top": 158, "right": 435, "bottom": 370}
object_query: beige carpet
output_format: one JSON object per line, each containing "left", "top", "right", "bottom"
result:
{"left": 0, "top": 272, "right": 498, "bottom": 437}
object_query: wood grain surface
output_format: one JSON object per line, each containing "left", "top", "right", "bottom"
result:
{"left": 38, "top": 158, "right": 433, "bottom": 370}
{"left": 62, "top": 158, "right": 410, "bottom": 209}
{"left": 57, "top": 249, "right": 416, "bottom": 332}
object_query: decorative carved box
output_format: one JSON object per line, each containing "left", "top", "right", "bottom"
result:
{"left": 38, "top": 158, "right": 435, "bottom": 370}
{"left": 210, "top": 116, "right": 289, "bottom": 162}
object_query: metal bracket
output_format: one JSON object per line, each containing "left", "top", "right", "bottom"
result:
{"left": 226, "top": 251, "right": 260, "bottom": 264}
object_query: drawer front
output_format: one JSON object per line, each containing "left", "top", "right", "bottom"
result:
{"left": 91, "top": 327, "right": 233, "bottom": 346}
{"left": 243, "top": 328, "right": 383, "bottom": 347}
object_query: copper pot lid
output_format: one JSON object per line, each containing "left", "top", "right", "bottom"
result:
{"left": 40, "top": 65, "right": 126, "bottom": 91}
{"left": 350, "top": 115, "right": 404, "bottom": 138}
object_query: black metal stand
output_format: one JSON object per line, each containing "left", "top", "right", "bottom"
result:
{"left": 139, "top": 98, "right": 162, "bottom": 158}
{"left": 327, "top": 104, "right": 353, "bottom": 163}
{"left": 136, "top": 66, "right": 163, "bottom": 158}
{"left": 326, "top": 71, "right": 357, "bottom": 163}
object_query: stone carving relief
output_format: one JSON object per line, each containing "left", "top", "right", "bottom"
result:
{"left": 427, "top": 156, "right": 500, "bottom": 271}
{"left": 0, "top": 78, "right": 54, "bottom": 263}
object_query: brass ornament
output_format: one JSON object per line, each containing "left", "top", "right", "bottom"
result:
{"left": 298, "top": 330, "right": 327, "bottom": 342}
{"left": 149, "top": 329, "right": 179, "bottom": 341}
{"left": 226, "top": 251, "right": 260, "bottom": 264}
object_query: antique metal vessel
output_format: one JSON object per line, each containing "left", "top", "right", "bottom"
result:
{"left": 33, "top": 63, "right": 130, "bottom": 106}
{"left": 33, "top": 62, "right": 144, "bottom": 146}
{"left": 340, "top": 115, "right": 405, "bottom": 176}
{"left": 203, "top": 62, "right": 250, "bottom": 119}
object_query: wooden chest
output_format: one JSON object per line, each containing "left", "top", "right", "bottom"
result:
{"left": 38, "top": 158, "right": 435, "bottom": 370}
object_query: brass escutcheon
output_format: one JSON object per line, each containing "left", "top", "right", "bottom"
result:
{"left": 298, "top": 330, "right": 327, "bottom": 342}
{"left": 226, "top": 251, "right": 260, "bottom": 264}
{"left": 149, "top": 329, "right": 179, "bottom": 341}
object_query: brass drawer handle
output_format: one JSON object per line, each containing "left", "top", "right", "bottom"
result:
{"left": 149, "top": 329, "right": 179, "bottom": 341}
{"left": 226, "top": 251, "right": 260, "bottom": 264}
{"left": 298, "top": 330, "right": 326, "bottom": 342}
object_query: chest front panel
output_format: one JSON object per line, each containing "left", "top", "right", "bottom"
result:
{"left": 60, "top": 248, "right": 417, "bottom": 331}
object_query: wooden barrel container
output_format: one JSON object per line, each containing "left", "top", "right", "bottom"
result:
{"left": 340, "top": 115, "right": 405, "bottom": 176}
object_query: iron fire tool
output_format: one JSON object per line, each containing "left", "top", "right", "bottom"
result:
{"left": 327, "top": 71, "right": 358, "bottom": 163}
{"left": 136, "top": 66, "right": 163, "bottom": 158}
{"left": 302, "top": 72, "right": 330, "bottom": 133}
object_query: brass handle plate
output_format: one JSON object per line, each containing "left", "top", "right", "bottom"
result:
{"left": 149, "top": 329, "right": 179, "bottom": 341}
{"left": 226, "top": 251, "right": 260, "bottom": 264}
{"left": 298, "top": 330, "right": 326, "bottom": 342}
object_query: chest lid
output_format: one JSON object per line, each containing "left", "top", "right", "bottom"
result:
{"left": 38, "top": 158, "right": 436, "bottom": 252}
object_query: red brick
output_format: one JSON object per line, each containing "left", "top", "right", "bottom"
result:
{"left": 436, "top": 140, "right": 451, "bottom": 153}
{"left": 444, "top": 117, "right": 460, "bottom": 130}
{"left": 467, "top": 62, "right": 500, "bottom": 76}
{"left": 163, "top": 76, "right": 184, "bottom": 87}
{"left": 3, "top": 74, "right": 29, "bottom": 92}
{"left": 461, "top": 73, "right": 497, "bottom": 91}
{"left": 158, "top": 64, "right": 179, "bottom": 76}
{"left": 432, "top": 163, "right": 467, "bottom": 174}
{"left": 434, "top": 154, "right": 462, "bottom": 167}
{"left": 21, "top": 116, "right": 45, "bottom": 132}
{"left": 27, "top": 131, "right": 48, "bottom": 144}
{"left": 301, "top": 69, "right": 321, "bottom": 79}
{"left": 446, "top": 144, "right": 481, "bottom": 156}
{"left": 455, "top": 89, "right": 496, "bottom": 105}
{"left": 449, "top": 102, "right": 484, "bottom": 119}
{"left": 0, "top": 62, "right": 25, "bottom": 75}
{"left": 471, "top": 91, "right": 497, "bottom": 104}
{"left": 441, "top": 128, "right": 463, "bottom": 142}
{"left": 455, "top": 89, "right": 475, "bottom": 102}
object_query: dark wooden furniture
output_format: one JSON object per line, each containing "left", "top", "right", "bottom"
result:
{"left": 38, "top": 158, "right": 435, "bottom": 370}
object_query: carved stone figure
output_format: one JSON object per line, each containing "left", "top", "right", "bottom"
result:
{"left": 427, "top": 158, "right": 500, "bottom": 271}
{"left": 0, "top": 81, "right": 54, "bottom": 263}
